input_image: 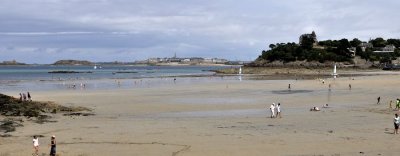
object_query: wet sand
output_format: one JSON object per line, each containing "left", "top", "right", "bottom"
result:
{"left": 1, "top": 74, "right": 400, "bottom": 155}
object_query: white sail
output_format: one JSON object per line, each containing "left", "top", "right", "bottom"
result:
{"left": 332, "top": 64, "right": 338, "bottom": 78}
{"left": 238, "top": 66, "right": 243, "bottom": 81}
{"left": 94, "top": 65, "right": 97, "bottom": 69}
{"left": 333, "top": 64, "right": 336, "bottom": 75}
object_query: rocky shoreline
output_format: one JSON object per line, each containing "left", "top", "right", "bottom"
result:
{"left": 0, "top": 93, "right": 92, "bottom": 137}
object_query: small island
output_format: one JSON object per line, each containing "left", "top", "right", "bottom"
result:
{"left": 53, "top": 60, "right": 93, "bottom": 66}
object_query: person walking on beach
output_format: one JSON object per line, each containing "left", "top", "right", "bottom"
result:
{"left": 19, "top": 93, "right": 22, "bottom": 101}
{"left": 394, "top": 114, "right": 400, "bottom": 134}
{"left": 22, "top": 93, "right": 27, "bottom": 101}
{"left": 270, "top": 103, "right": 275, "bottom": 118}
{"left": 288, "top": 84, "right": 291, "bottom": 90}
{"left": 349, "top": 84, "right": 351, "bottom": 90}
{"left": 377, "top": 96, "right": 381, "bottom": 105}
{"left": 276, "top": 103, "right": 282, "bottom": 118}
{"left": 389, "top": 100, "right": 393, "bottom": 109}
{"left": 396, "top": 99, "right": 400, "bottom": 110}
{"left": 50, "top": 135, "right": 56, "bottom": 156}
{"left": 32, "top": 135, "right": 39, "bottom": 156}
{"left": 27, "top": 92, "right": 31, "bottom": 101}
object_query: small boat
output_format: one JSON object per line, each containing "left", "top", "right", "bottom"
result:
{"left": 332, "top": 64, "right": 338, "bottom": 78}
{"left": 94, "top": 65, "right": 97, "bottom": 69}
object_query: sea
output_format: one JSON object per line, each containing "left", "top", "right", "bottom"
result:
{"left": 0, "top": 65, "right": 239, "bottom": 92}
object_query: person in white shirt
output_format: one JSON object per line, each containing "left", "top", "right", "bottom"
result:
{"left": 33, "top": 135, "right": 39, "bottom": 156}
{"left": 270, "top": 103, "right": 275, "bottom": 118}
{"left": 394, "top": 114, "right": 400, "bottom": 134}
{"left": 276, "top": 103, "right": 281, "bottom": 118}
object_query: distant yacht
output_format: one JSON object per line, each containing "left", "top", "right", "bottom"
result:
{"left": 332, "top": 64, "right": 338, "bottom": 78}
{"left": 238, "top": 66, "right": 242, "bottom": 81}
{"left": 94, "top": 65, "right": 97, "bottom": 70}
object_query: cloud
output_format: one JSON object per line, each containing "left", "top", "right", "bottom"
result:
{"left": 0, "top": 0, "right": 400, "bottom": 63}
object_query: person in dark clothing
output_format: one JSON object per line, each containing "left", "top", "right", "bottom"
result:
{"left": 27, "top": 92, "right": 32, "bottom": 101}
{"left": 50, "top": 135, "right": 56, "bottom": 156}
{"left": 377, "top": 96, "right": 381, "bottom": 104}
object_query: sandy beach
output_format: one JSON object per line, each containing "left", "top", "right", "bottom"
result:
{"left": 2, "top": 74, "right": 400, "bottom": 156}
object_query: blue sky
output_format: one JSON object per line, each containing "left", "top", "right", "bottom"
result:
{"left": 0, "top": 0, "right": 399, "bottom": 64}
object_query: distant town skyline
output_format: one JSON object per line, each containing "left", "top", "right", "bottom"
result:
{"left": 1, "top": 0, "right": 400, "bottom": 64}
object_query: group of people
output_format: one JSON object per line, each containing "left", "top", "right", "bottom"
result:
{"left": 32, "top": 135, "right": 56, "bottom": 156}
{"left": 269, "top": 103, "right": 282, "bottom": 118}
{"left": 65, "top": 83, "right": 86, "bottom": 89}
{"left": 19, "top": 92, "right": 31, "bottom": 102}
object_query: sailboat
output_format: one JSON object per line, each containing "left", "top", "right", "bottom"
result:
{"left": 94, "top": 65, "right": 97, "bottom": 70}
{"left": 238, "top": 66, "right": 243, "bottom": 81}
{"left": 332, "top": 64, "right": 338, "bottom": 78}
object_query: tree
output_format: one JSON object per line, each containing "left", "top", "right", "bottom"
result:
{"left": 370, "top": 37, "right": 387, "bottom": 47}
{"left": 350, "top": 38, "right": 362, "bottom": 47}
{"left": 269, "top": 44, "right": 276, "bottom": 49}
{"left": 387, "top": 39, "right": 400, "bottom": 47}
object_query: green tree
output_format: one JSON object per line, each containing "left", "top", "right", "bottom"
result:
{"left": 387, "top": 39, "right": 400, "bottom": 47}
{"left": 300, "top": 36, "right": 315, "bottom": 50}
{"left": 370, "top": 37, "right": 387, "bottom": 47}
{"left": 269, "top": 44, "right": 276, "bottom": 49}
{"left": 350, "top": 38, "right": 362, "bottom": 47}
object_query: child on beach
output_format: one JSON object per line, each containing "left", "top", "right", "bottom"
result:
{"left": 33, "top": 136, "right": 39, "bottom": 156}
{"left": 50, "top": 135, "right": 56, "bottom": 156}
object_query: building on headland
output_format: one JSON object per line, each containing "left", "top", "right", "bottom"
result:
{"left": 3, "top": 60, "right": 17, "bottom": 64}
{"left": 373, "top": 45, "right": 395, "bottom": 53}
{"left": 145, "top": 54, "right": 228, "bottom": 65}
{"left": 356, "top": 42, "right": 395, "bottom": 53}
{"left": 359, "top": 42, "right": 373, "bottom": 52}
{"left": 0, "top": 59, "right": 26, "bottom": 65}
{"left": 348, "top": 47, "right": 357, "bottom": 57}
{"left": 299, "top": 31, "right": 318, "bottom": 46}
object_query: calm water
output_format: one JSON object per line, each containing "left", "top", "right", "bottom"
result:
{"left": 0, "top": 65, "right": 238, "bottom": 92}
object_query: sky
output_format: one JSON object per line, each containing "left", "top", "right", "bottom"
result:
{"left": 0, "top": 0, "right": 399, "bottom": 64}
